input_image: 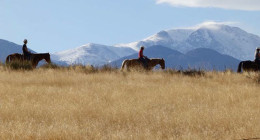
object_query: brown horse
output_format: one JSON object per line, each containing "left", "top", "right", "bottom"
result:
{"left": 121, "top": 58, "right": 165, "bottom": 71}
{"left": 6, "top": 53, "right": 51, "bottom": 68}
{"left": 237, "top": 60, "right": 259, "bottom": 73}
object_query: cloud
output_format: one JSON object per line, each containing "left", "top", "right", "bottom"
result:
{"left": 168, "top": 21, "right": 239, "bottom": 30}
{"left": 156, "top": 0, "right": 260, "bottom": 11}
{"left": 187, "top": 21, "right": 239, "bottom": 29}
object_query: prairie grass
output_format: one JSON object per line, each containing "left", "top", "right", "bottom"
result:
{"left": 0, "top": 66, "right": 259, "bottom": 140}
{"left": 5, "top": 60, "right": 33, "bottom": 70}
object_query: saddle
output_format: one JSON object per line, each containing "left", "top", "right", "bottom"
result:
{"left": 138, "top": 57, "right": 149, "bottom": 69}
{"left": 23, "top": 53, "right": 31, "bottom": 61}
{"left": 138, "top": 57, "right": 150, "bottom": 62}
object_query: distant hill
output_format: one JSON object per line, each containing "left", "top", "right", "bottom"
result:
{"left": 0, "top": 39, "right": 36, "bottom": 63}
{"left": 111, "top": 45, "right": 240, "bottom": 71}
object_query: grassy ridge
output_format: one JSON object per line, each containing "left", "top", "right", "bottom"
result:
{"left": 0, "top": 66, "right": 259, "bottom": 140}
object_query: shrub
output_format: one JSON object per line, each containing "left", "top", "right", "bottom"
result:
{"left": 98, "top": 64, "right": 118, "bottom": 73}
{"left": 164, "top": 68, "right": 205, "bottom": 77}
{"left": 68, "top": 65, "right": 98, "bottom": 74}
{"left": 6, "top": 61, "right": 33, "bottom": 70}
{"left": 40, "top": 63, "right": 61, "bottom": 69}
{"left": 181, "top": 69, "right": 206, "bottom": 77}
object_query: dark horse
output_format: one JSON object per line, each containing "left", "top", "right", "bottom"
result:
{"left": 237, "top": 60, "right": 259, "bottom": 73}
{"left": 6, "top": 53, "right": 51, "bottom": 68}
{"left": 121, "top": 58, "right": 165, "bottom": 71}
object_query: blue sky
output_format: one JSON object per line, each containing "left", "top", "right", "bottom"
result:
{"left": 1, "top": 0, "right": 260, "bottom": 53}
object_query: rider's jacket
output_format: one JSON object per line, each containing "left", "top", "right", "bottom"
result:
{"left": 139, "top": 49, "right": 144, "bottom": 58}
{"left": 23, "top": 44, "right": 30, "bottom": 55}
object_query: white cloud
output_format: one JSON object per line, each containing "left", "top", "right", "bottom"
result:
{"left": 187, "top": 21, "right": 239, "bottom": 29}
{"left": 168, "top": 21, "right": 239, "bottom": 31}
{"left": 156, "top": 0, "right": 260, "bottom": 11}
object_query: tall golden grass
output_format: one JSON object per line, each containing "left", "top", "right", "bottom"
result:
{"left": 0, "top": 65, "right": 259, "bottom": 140}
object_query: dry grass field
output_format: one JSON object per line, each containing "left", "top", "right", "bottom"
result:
{"left": 0, "top": 65, "right": 259, "bottom": 140}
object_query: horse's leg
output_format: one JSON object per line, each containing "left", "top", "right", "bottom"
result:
{"left": 237, "top": 62, "right": 243, "bottom": 73}
{"left": 33, "top": 62, "right": 37, "bottom": 68}
{"left": 32, "top": 62, "right": 37, "bottom": 68}
{"left": 126, "top": 61, "right": 130, "bottom": 71}
{"left": 5, "top": 55, "right": 10, "bottom": 64}
{"left": 32, "top": 60, "right": 38, "bottom": 68}
{"left": 121, "top": 60, "right": 127, "bottom": 71}
{"left": 146, "top": 61, "right": 154, "bottom": 71}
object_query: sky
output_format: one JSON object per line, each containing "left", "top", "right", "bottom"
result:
{"left": 1, "top": 0, "right": 260, "bottom": 53}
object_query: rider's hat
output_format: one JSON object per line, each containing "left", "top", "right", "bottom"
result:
{"left": 256, "top": 47, "right": 260, "bottom": 50}
{"left": 23, "top": 39, "right": 28, "bottom": 43}
{"left": 140, "top": 46, "right": 145, "bottom": 49}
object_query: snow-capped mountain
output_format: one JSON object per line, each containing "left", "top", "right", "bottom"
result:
{"left": 52, "top": 43, "right": 136, "bottom": 66}
{"left": 115, "top": 29, "right": 194, "bottom": 51}
{"left": 52, "top": 23, "right": 260, "bottom": 66}
{"left": 0, "top": 39, "right": 36, "bottom": 63}
{"left": 116, "top": 23, "right": 260, "bottom": 60}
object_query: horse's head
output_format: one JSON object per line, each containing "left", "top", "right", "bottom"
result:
{"left": 44, "top": 53, "right": 51, "bottom": 63}
{"left": 160, "top": 58, "right": 165, "bottom": 69}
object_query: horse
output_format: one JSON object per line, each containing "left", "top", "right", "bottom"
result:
{"left": 6, "top": 53, "right": 51, "bottom": 68}
{"left": 121, "top": 58, "right": 165, "bottom": 71}
{"left": 237, "top": 60, "right": 259, "bottom": 73}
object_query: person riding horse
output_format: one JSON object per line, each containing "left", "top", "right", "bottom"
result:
{"left": 255, "top": 47, "right": 260, "bottom": 67}
{"left": 138, "top": 46, "right": 149, "bottom": 69}
{"left": 23, "top": 39, "right": 32, "bottom": 61}
{"left": 237, "top": 47, "right": 260, "bottom": 73}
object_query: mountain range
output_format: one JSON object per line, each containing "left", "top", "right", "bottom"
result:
{"left": 116, "top": 24, "right": 260, "bottom": 61}
{"left": 1, "top": 23, "right": 260, "bottom": 70}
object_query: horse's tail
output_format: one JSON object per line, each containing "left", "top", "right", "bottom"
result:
{"left": 5, "top": 55, "right": 11, "bottom": 64}
{"left": 121, "top": 60, "right": 128, "bottom": 71}
{"left": 237, "top": 61, "right": 243, "bottom": 73}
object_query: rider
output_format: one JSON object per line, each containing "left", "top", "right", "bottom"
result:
{"left": 22, "top": 39, "right": 31, "bottom": 61}
{"left": 138, "top": 46, "right": 149, "bottom": 69}
{"left": 255, "top": 47, "right": 260, "bottom": 66}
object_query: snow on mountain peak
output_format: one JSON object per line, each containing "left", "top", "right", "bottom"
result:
{"left": 52, "top": 43, "right": 136, "bottom": 66}
{"left": 188, "top": 21, "right": 237, "bottom": 30}
{"left": 144, "top": 30, "right": 172, "bottom": 42}
{"left": 50, "top": 22, "right": 260, "bottom": 66}
{"left": 115, "top": 23, "right": 260, "bottom": 60}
